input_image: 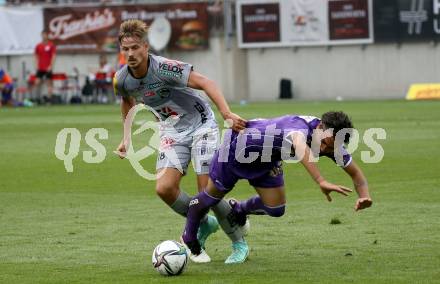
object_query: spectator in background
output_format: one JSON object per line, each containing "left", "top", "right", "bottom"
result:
{"left": 93, "top": 54, "right": 114, "bottom": 103}
{"left": 0, "top": 69, "right": 14, "bottom": 107}
{"left": 34, "top": 30, "right": 56, "bottom": 103}
{"left": 97, "top": 53, "right": 113, "bottom": 78}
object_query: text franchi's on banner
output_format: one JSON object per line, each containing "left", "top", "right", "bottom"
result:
{"left": 43, "top": 3, "right": 209, "bottom": 53}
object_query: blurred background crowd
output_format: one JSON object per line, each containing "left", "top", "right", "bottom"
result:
{"left": 1, "top": 0, "right": 439, "bottom": 108}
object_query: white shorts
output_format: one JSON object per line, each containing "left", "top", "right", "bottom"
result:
{"left": 156, "top": 121, "right": 219, "bottom": 175}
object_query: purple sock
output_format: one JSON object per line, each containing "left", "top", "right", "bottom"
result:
{"left": 182, "top": 191, "right": 220, "bottom": 243}
{"left": 239, "top": 195, "right": 266, "bottom": 215}
{"left": 239, "top": 195, "right": 285, "bottom": 217}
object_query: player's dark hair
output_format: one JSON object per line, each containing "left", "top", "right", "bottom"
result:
{"left": 321, "top": 111, "right": 354, "bottom": 143}
{"left": 118, "top": 19, "right": 149, "bottom": 43}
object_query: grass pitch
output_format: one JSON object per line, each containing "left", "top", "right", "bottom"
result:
{"left": 1, "top": 100, "right": 439, "bottom": 283}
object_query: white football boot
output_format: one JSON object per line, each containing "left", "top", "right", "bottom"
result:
{"left": 180, "top": 236, "right": 211, "bottom": 263}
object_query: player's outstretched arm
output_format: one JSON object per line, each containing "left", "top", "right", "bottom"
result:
{"left": 116, "top": 96, "right": 136, "bottom": 159}
{"left": 120, "top": 95, "right": 136, "bottom": 121}
{"left": 291, "top": 133, "right": 352, "bottom": 202}
{"left": 187, "top": 71, "right": 247, "bottom": 132}
{"left": 343, "top": 160, "right": 373, "bottom": 211}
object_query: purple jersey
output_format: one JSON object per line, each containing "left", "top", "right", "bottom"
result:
{"left": 210, "top": 115, "right": 352, "bottom": 191}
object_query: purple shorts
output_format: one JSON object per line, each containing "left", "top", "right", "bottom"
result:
{"left": 1, "top": 84, "right": 13, "bottom": 102}
{"left": 209, "top": 151, "right": 284, "bottom": 192}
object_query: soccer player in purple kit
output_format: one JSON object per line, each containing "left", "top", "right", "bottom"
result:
{"left": 182, "top": 111, "right": 373, "bottom": 259}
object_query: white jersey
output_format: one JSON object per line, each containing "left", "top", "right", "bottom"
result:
{"left": 113, "top": 54, "right": 217, "bottom": 133}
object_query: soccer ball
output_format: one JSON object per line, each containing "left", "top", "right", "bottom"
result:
{"left": 152, "top": 240, "right": 188, "bottom": 276}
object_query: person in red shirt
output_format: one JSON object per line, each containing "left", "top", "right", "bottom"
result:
{"left": 0, "top": 69, "right": 14, "bottom": 107}
{"left": 34, "top": 30, "right": 56, "bottom": 102}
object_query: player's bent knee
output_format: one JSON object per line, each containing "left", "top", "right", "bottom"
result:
{"left": 155, "top": 184, "right": 178, "bottom": 201}
{"left": 264, "top": 204, "right": 285, "bottom": 217}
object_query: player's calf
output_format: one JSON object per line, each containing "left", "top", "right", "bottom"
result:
{"left": 262, "top": 203, "right": 285, "bottom": 217}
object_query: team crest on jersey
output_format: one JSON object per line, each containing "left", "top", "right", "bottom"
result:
{"left": 158, "top": 88, "right": 170, "bottom": 99}
{"left": 269, "top": 162, "right": 283, "bottom": 177}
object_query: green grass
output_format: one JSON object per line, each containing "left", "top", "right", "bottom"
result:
{"left": 1, "top": 100, "right": 439, "bottom": 283}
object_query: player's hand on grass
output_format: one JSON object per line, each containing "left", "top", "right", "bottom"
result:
{"left": 223, "top": 111, "right": 247, "bottom": 132}
{"left": 354, "top": 197, "right": 372, "bottom": 211}
{"left": 318, "top": 180, "right": 352, "bottom": 202}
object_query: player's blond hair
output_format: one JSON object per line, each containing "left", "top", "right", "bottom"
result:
{"left": 118, "top": 19, "right": 149, "bottom": 43}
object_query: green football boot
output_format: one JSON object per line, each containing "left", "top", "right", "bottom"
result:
{"left": 225, "top": 240, "right": 249, "bottom": 264}
{"left": 197, "top": 215, "right": 219, "bottom": 249}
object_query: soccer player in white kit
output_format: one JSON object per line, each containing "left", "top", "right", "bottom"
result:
{"left": 113, "top": 19, "right": 249, "bottom": 264}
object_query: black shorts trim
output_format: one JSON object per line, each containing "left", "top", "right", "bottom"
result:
{"left": 36, "top": 70, "right": 53, "bottom": 80}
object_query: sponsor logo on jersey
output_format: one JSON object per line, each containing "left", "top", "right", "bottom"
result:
{"left": 158, "top": 62, "right": 184, "bottom": 78}
{"left": 164, "top": 59, "right": 184, "bottom": 67}
{"left": 148, "top": 81, "right": 165, "bottom": 89}
{"left": 160, "top": 137, "right": 176, "bottom": 150}
{"left": 144, "top": 91, "right": 155, "bottom": 97}
{"left": 194, "top": 102, "right": 207, "bottom": 123}
{"left": 155, "top": 106, "right": 179, "bottom": 119}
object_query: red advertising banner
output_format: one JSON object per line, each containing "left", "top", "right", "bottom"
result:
{"left": 328, "top": 0, "right": 370, "bottom": 40}
{"left": 43, "top": 3, "right": 209, "bottom": 53}
{"left": 241, "top": 3, "right": 280, "bottom": 43}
